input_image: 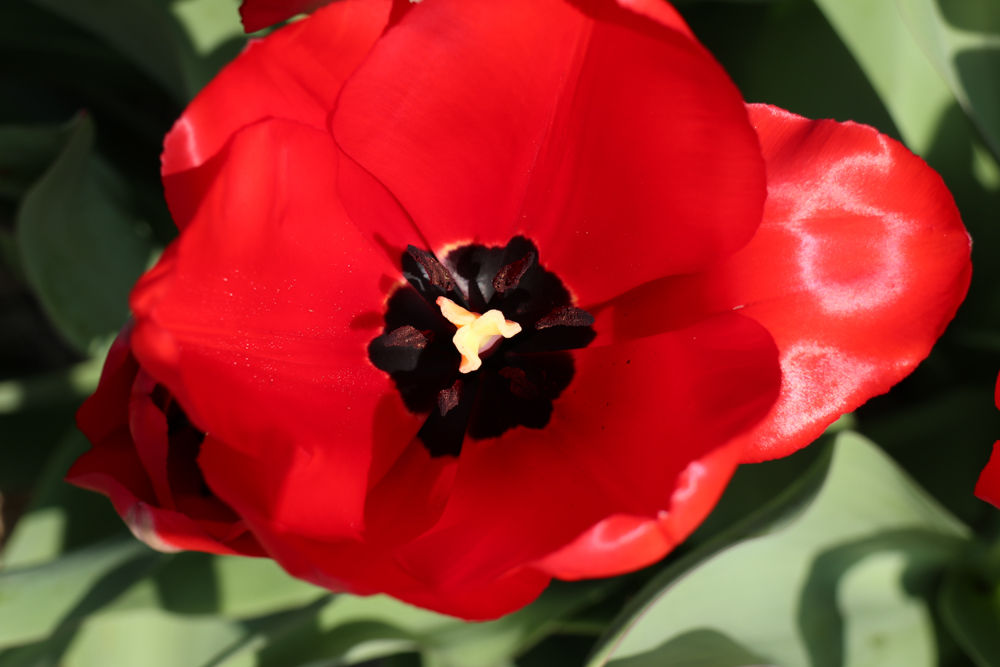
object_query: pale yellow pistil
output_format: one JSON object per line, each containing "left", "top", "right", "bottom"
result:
{"left": 436, "top": 297, "right": 522, "bottom": 373}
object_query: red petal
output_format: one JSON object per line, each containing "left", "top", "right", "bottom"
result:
{"left": 67, "top": 426, "right": 158, "bottom": 508}
{"left": 615, "top": 0, "right": 695, "bottom": 38}
{"left": 332, "top": 0, "right": 765, "bottom": 304}
{"left": 595, "top": 104, "right": 971, "bottom": 462}
{"left": 76, "top": 324, "right": 137, "bottom": 442}
{"left": 975, "top": 441, "right": 1000, "bottom": 509}
{"left": 238, "top": 0, "right": 334, "bottom": 33}
{"left": 133, "top": 119, "right": 425, "bottom": 542}
{"left": 534, "top": 439, "right": 742, "bottom": 579}
{"left": 162, "top": 0, "right": 391, "bottom": 230}
{"left": 393, "top": 313, "right": 780, "bottom": 589}
{"left": 362, "top": 437, "right": 459, "bottom": 546}
{"left": 128, "top": 370, "right": 174, "bottom": 510}
{"left": 66, "top": 430, "right": 259, "bottom": 556}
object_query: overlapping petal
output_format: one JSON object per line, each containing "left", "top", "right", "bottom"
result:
{"left": 132, "top": 118, "right": 426, "bottom": 543}
{"left": 331, "top": 0, "right": 765, "bottom": 305}
{"left": 163, "top": 0, "right": 392, "bottom": 229}
{"left": 390, "top": 313, "right": 779, "bottom": 594}
{"left": 200, "top": 312, "right": 779, "bottom": 618}
{"left": 592, "top": 104, "right": 971, "bottom": 462}
{"left": 69, "top": 326, "right": 263, "bottom": 556}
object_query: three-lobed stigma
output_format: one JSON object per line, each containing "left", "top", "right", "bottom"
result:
{"left": 436, "top": 297, "right": 522, "bottom": 373}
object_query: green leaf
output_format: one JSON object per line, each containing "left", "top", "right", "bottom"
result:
{"left": 153, "top": 551, "right": 326, "bottom": 619}
{"left": 0, "top": 539, "right": 161, "bottom": 650}
{"left": 62, "top": 607, "right": 250, "bottom": 667}
{"left": 938, "top": 554, "right": 1000, "bottom": 667}
{"left": 587, "top": 432, "right": 970, "bottom": 667}
{"left": 427, "top": 579, "right": 619, "bottom": 667}
{"left": 2, "top": 427, "right": 128, "bottom": 569}
{"left": 244, "top": 578, "right": 623, "bottom": 667}
{"left": 24, "top": 0, "right": 191, "bottom": 102}
{"left": 16, "top": 113, "right": 152, "bottom": 354}
{"left": 0, "top": 355, "right": 104, "bottom": 415}
{"left": 598, "top": 629, "right": 767, "bottom": 667}
{"left": 812, "top": 0, "right": 957, "bottom": 154}
{"left": 858, "top": 385, "right": 1000, "bottom": 529}
{"left": 169, "top": 0, "right": 244, "bottom": 55}
{"left": 23, "top": 0, "right": 245, "bottom": 101}
{"left": 679, "top": 1, "right": 903, "bottom": 141}
{"left": 0, "top": 123, "right": 67, "bottom": 201}
{"left": 895, "top": 0, "right": 1000, "bottom": 160}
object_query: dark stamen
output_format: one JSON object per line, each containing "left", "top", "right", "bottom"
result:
{"left": 407, "top": 245, "right": 455, "bottom": 291}
{"left": 492, "top": 252, "right": 534, "bottom": 293}
{"left": 437, "top": 379, "right": 464, "bottom": 416}
{"left": 535, "top": 306, "right": 596, "bottom": 329}
{"left": 383, "top": 325, "right": 433, "bottom": 349}
{"left": 499, "top": 367, "right": 540, "bottom": 400}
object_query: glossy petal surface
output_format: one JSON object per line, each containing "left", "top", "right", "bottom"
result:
{"left": 534, "top": 440, "right": 743, "bottom": 579}
{"left": 595, "top": 104, "right": 971, "bottom": 462}
{"left": 332, "top": 0, "right": 765, "bottom": 305}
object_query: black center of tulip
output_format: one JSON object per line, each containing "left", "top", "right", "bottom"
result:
{"left": 368, "top": 236, "right": 596, "bottom": 457}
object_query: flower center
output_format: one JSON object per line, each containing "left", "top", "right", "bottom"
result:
{"left": 436, "top": 297, "right": 522, "bottom": 373}
{"left": 367, "top": 236, "right": 596, "bottom": 457}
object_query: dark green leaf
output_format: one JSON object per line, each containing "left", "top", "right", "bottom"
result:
{"left": 153, "top": 551, "right": 325, "bottom": 619}
{"left": 680, "top": 0, "right": 901, "bottom": 140}
{"left": 939, "top": 555, "right": 1000, "bottom": 667}
{"left": 23, "top": 0, "right": 245, "bottom": 101}
{"left": 16, "top": 113, "right": 151, "bottom": 354}
{"left": 246, "top": 578, "right": 623, "bottom": 667}
{"left": 2, "top": 428, "right": 128, "bottom": 569}
{"left": 0, "top": 356, "right": 103, "bottom": 415}
{"left": 0, "top": 123, "right": 67, "bottom": 201}
{"left": 859, "top": 386, "right": 1000, "bottom": 529}
{"left": 599, "top": 630, "right": 767, "bottom": 667}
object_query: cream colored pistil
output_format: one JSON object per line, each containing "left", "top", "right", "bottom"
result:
{"left": 436, "top": 297, "right": 521, "bottom": 373}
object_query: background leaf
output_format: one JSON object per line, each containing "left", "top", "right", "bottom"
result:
{"left": 0, "top": 538, "right": 161, "bottom": 650}
{"left": 895, "top": 0, "right": 1000, "bottom": 160}
{"left": 22, "top": 0, "right": 244, "bottom": 103}
{"left": 2, "top": 428, "right": 128, "bottom": 569}
{"left": 811, "top": 0, "right": 956, "bottom": 155}
{"left": 938, "top": 551, "right": 1000, "bottom": 667}
{"left": 16, "top": 113, "right": 151, "bottom": 354}
{"left": 587, "top": 432, "right": 970, "bottom": 667}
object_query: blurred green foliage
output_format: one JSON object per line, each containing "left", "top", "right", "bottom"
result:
{"left": 0, "top": 0, "right": 998, "bottom": 665}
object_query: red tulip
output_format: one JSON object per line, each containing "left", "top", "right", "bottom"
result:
{"left": 975, "top": 376, "right": 1000, "bottom": 509}
{"left": 71, "top": 0, "right": 970, "bottom": 619}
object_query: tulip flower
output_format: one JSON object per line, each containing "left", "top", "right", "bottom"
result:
{"left": 71, "top": 0, "right": 970, "bottom": 618}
